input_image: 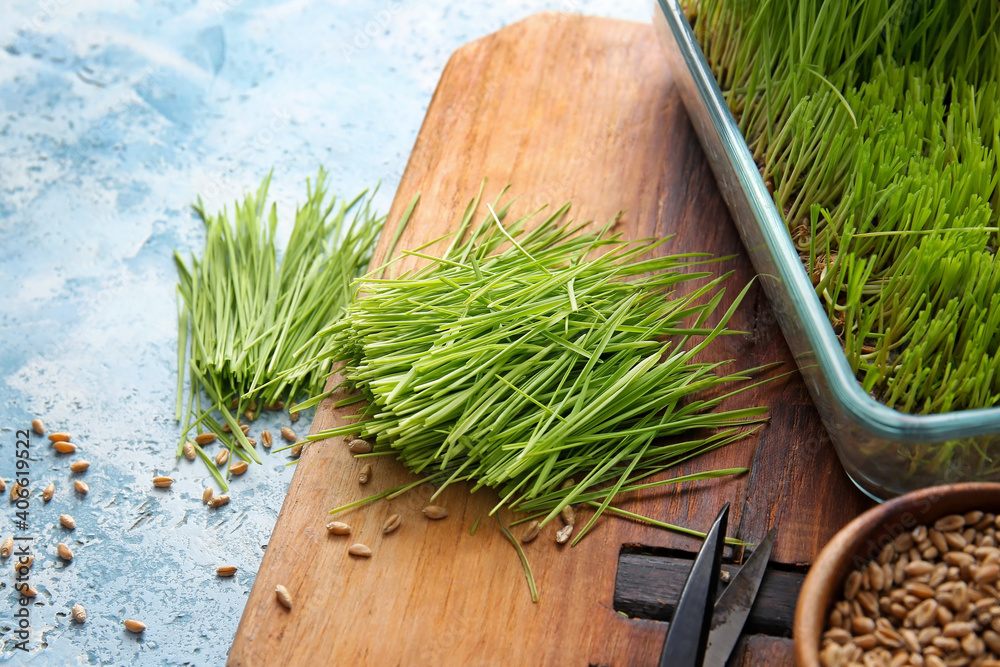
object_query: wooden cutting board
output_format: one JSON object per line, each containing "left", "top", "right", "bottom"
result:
{"left": 228, "top": 13, "right": 871, "bottom": 666}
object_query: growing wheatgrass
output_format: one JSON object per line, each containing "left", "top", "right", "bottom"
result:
{"left": 174, "top": 169, "right": 384, "bottom": 488}
{"left": 300, "top": 188, "right": 771, "bottom": 554}
{"left": 686, "top": 0, "right": 1000, "bottom": 475}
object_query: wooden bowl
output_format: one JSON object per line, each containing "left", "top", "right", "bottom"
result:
{"left": 793, "top": 482, "right": 1000, "bottom": 666}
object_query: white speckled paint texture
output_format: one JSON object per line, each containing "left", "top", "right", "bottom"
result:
{"left": 0, "top": 1, "right": 646, "bottom": 663}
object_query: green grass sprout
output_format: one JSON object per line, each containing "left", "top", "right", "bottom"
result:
{"left": 303, "top": 191, "right": 771, "bottom": 546}
{"left": 174, "top": 169, "right": 385, "bottom": 481}
{"left": 687, "top": 0, "right": 1000, "bottom": 478}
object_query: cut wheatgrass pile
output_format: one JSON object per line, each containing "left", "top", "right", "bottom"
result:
{"left": 687, "top": 0, "right": 1000, "bottom": 475}
{"left": 174, "top": 169, "right": 384, "bottom": 490}
{"left": 286, "top": 188, "right": 774, "bottom": 597}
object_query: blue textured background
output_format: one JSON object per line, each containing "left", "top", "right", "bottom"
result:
{"left": 0, "top": 1, "right": 645, "bottom": 664}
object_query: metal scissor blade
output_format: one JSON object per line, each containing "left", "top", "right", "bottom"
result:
{"left": 702, "top": 528, "right": 777, "bottom": 667}
{"left": 659, "top": 503, "right": 729, "bottom": 667}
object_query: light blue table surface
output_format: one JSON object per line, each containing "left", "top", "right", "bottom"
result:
{"left": 0, "top": 1, "right": 647, "bottom": 664}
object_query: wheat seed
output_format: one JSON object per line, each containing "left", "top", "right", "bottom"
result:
{"left": 60, "top": 514, "right": 76, "bottom": 529}
{"left": 289, "top": 403, "right": 300, "bottom": 422}
{"left": 240, "top": 423, "right": 251, "bottom": 435}
{"left": 31, "top": 419, "right": 45, "bottom": 435}
{"left": 48, "top": 432, "right": 71, "bottom": 442}
{"left": 348, "top": 543, "right": 372, "bottom": 558}
{"left": 0, "top": 536, "right": 12, "bottom": 558}
{"left": 261, "top": 430, "right": 272, "bottom": 448}
{"left": 207, "top": 494, "right": 230, "bottom": 508}
{"left": 9, "top": 482, "right": 22, "bottom": 503}
{"left": 57, "top": 543, "right": 74, "bottom": 561}
{"left": 194, "top": 433, "right": 216, "bottom": 445}
{"left": 358, "top": 464, "right": 372, "bottom": 485}
{"left": 560, "top": 505, "right": 576, "bottom": 528}
{"left": 326, "top": 521, "right": 351, "bottom": 535}
{"left": 290, "top": 444, "right": 303, "bottom": 458}
{"left": 935, "top": 515, "right": 966, "bottom": 533}
{"left": 521, "top": 521, "right": 541, "bottom": 544}
{"left": 423, "top": 505, "right": 448, "bottom": 520}
{"left": 202, "top": 487, "right": 213, "bottom": 504}
{"left": 243, "top": 409, "right": 254, "bottom": 423}
{"left": 280, "top": 427, "right": 297, "bottom": 443}
{"left": 71, "top": 604, "right": 86, "bottom": 624}
{"left": 74, "top": 480, "right": 89, "bottom": 495}
{"left": 69, "top": 460, "right": 90, "bottom": 473}
{"left": 347, "top": 439, "right": 372, "bottom": 454}
{"left": 183, "top": 441, "right": 196, "bottom": 461}
{"left": 382, "top": 514, "right": 401, "bottom": 534}
{"left": 152, "top": 476, "right": 173, "bottom": 488}
{"left": 20, "top": 585, "right": 37, "bottom": 598}
{"left": 123, "top": 619, "right": 146, "bottom": 633}
{"left": 42, "top": 482, "right": 54, "bottom": 502}
{"left": 276, "top": 584, "right": 293, "bottom": 609}
{"left": 555, "top": 524, "right": 573, "bottom": 544}
{"left": 216, "top": 565, "right": 237, "bottom": 577}
{"left": 265, "top": 400, "right": 284, "bottom": 411}
{"left": 215, "top": 450, "right": 229, "bottom": 466}
{"left": 230, "top": 460, "right": 248, "bottom": 475}
{"left": 14, "top": 555, "right": 33, "bottom": 572}
{"left": 0, "top": 479, "right": 5, "bottom": 493}
{"left": 53, "top": 441, "right": 76, "bottom": 454}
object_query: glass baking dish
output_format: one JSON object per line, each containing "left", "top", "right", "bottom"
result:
{"left": 652, "top": 0, "right": 1000, "bottom": 501}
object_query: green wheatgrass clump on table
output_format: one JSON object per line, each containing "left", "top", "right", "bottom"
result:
{"left": 686, "top": 0, "right": 999, "bottom": 415}
{"left": 298, "top": 188, "right": 772, "bottom": 557}
{"left": 174, "top": 170, "right": 384, "bottom": 488}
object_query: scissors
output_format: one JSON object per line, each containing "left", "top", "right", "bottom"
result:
{"left": 658, "top": 503, "right": 776, "bottom": 667}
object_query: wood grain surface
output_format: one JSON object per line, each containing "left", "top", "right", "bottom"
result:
{"left": 614, "top": 552, "right": 804, "bottom": 635}
{"left": 228, "top": 13, "right": 871, "bottom": 666}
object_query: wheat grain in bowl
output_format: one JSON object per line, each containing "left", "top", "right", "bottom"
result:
{"left": 796, "top": 483, "right": 1000, "bottom": 667}
{"left": 818, "top": 514, "right": 1000, "bottom": 666}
